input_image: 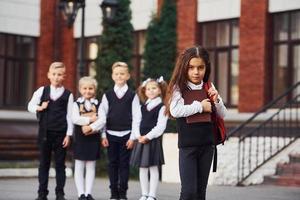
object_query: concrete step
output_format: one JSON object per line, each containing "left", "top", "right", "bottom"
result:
{"left": 276, "top": 163, "right": 300, "bottom": 175}
{"left": 263, "top": 175, "right": 300, "bottom": 187}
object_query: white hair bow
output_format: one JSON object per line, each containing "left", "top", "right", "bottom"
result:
{"left": 141, "top": 76, "right": 164, "bottom": 87}
{"left": 156, "top": 76, "right": 164, "bottom": 83}
{"left": 142, "top": 78, "right": 151, "bottom": 87}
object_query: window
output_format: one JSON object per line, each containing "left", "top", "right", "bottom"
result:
{"left": 272, "top": 10, "right": 300, "bottom": 99}
{"left": 0, "top": 33, "right": 36, "bottom": 109}
{"left": 200, "top": 19, "right": 239, "bottom": 107}
{"left": 77, "top": 37, "right": 99, "bottom": 77}
{"left": 132, "top": 31, "right": 146, "bottom": 88}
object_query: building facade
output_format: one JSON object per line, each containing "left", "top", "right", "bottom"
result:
{"left": 0, "top": 0, "right": 300, "bottom": 115}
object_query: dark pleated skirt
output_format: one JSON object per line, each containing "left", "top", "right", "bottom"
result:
{"left": 73, "top": 130, "right": 100, "bottom": 161}
{"left": 130, "top": 137, "right": 165, "bottom": 167}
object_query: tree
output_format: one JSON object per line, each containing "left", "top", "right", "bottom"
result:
{"left": 96, "top": 0, "right": 134, "bottom": 95}
{"left": 143, "top": 0, "right": 177, "bottom": 81}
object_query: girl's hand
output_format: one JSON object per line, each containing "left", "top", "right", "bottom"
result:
{"left": 62, "top": 135, "right": 70, "bottom": 148}
{"left": 201, "top": 99, "right": 212, "bottom": 113}
{"left": 101, "top": 138, "right": 109, "bottom": 147}
{"left": 82, "top": 125, "right": 92, "bottom": 135}
{"left": 126, "top": 139, "right": 134, "bottom": 149}
{"left": 139, "top": 136, "right": 149, "bottom": 144}
{"left": 208, "top": 88, "right": 219, "bottom": 103}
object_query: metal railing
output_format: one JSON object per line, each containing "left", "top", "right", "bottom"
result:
{"left": 228, "top": 82, "right": 300, "bottom": 185}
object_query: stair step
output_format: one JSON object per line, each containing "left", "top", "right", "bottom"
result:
{"left": 0, "top": 144, "right": 38, "bottom": 150}
{"left": 263, "top": 175, "right": 300, "bottom": 187}
{"left": 276, "top": 163, "right": 300, "bottom": 175}
{"left": 289, "top": 154, "right": 300, "bottom": 163}
{"left": 0, "top": 139, "right": 36, "bottom": 145}
{"left": 0, "top": 151, "right": 39, "bottom": 160}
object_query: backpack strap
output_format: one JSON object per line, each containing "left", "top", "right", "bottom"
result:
{"left": 40, "top": 85, "right": 50, "bottom": 102}
{"left": 204, "top": 81, "right": 218, "bottom": 172}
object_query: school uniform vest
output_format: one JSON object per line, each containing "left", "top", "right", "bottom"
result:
{"left": 140, "top": 103, "right": 164, "bottom": 135}
{"left": 38, "top": 86, "right": 71, "bottom": 140}
{"left": 106, "top": 89, "right": 135, "bottom": 131}
{"left": 176, "top": 88, "right": 214, "bottom": 148}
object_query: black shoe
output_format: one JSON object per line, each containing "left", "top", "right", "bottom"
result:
{"left": 110, "top": 190, "right": 119, "bottom": 200}
{"left": 86, "top": 194, "right": 95, "bottom": 200}
{"left": 119, "top": 194, "right": 127, "bottom": 200}
{"left": 35, "top": 196, "right": 47, "bottom": 200}
{"left": 56, "top": 194, "right": 67, "bottom": 200}
{"left": 78, "top": 194, "right": 87, "bottom": 200}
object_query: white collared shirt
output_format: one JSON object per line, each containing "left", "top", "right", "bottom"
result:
{"left": 170, "top": 81, "right": 226, "bottom": 118}
{"left": 89, "top": 84, "right": 141, "bottom": 140}
{"left": 114, "top": 84, "right": 129, "bottom": 99}
{"left": 71, "top": 97, "right": 99, "bottom": 126}
{"left": 135, "top": 97, "right": 168, "bottom": 140}
{"left": 27, "top": 85, "right": 74, "bottom": 136}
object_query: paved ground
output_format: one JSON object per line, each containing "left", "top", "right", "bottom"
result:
{"left": 0, "top": 178, "right": 299, "bottom": 200}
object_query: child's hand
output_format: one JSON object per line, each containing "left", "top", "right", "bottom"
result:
{"left": 37, "top": 101, "right": 49, "bottom": 111}
{"left": 126, "top": 139, "right": 134, "bottom": 149}
{"left": 201, "top": 99, "right": 212, "bottom": 113}
{"left": 208, "top": 87, "right": 219, "bottom": 103}
{"left": 82, "top": 125, "right": 92, "bottom": 135}
{"left": 138, "top": 136, "right": 143, "bottom": 143}
{"left": 90, "top": 114, "right": 97, "bottom": 123}
{"left": 62, "top": 135, "right": 70, "bottom": 148}
{"left": 138, "top": 136, "right": 149, "bottom": 144}
{"left": 101, "top": 138, "right": 109, "bottom": 147}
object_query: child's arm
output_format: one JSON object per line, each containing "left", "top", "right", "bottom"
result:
{"left": 66, "top": 93, "right": 74, "bottom": 137}
{"left": 71, "top": 102, "right": 93, "bottom": 126}
{"left": 27, "top": 87, "right": 47, "bottom": 113}
{"left": 208, "top": 83, "right": 227, "bottom": 119}
{"left": 170, "top": 87, "right": 206, "bottom": 118}
{"left": 62, "top": 93, "right": 74, "bottom": 148}
{"left": 88, "top": 95, "right": 108, "bottom": 134}
{"left": 131, "top": 94, "right": 142, "bottom": 140}
{"left": 144, "top": 106, "right": 168, "bottom": 141}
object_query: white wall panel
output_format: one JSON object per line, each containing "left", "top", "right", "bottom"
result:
{"left": 131, "top": 0, "right": 157, "bottom": 31}
{"left": 74, "top": 0, "right": 157, "bottom": 38}
{"left": 269, "top": 0, "right": 300, "bottom": 13}
{"left": 198, "top": 0, "right": 240, "bottom": 22}
{"left": 74, "top": 0, "right": 102, "bottom": 38}
{"left": 0, "top": 0, "right": 40, "bottom": 36}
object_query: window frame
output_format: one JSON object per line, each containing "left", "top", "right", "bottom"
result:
{"left": 199, "top": 19, "right": 239, "bottom": 107}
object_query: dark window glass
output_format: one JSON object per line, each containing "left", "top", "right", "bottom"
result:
{"left": 0, "top": 33, "right": 36, "bottom": 109}
{"left": 0, "top": 35, "right": 5, "bottom": 55}
{"left": 273, "top": 45, "right": 288, "bottom": 98}
{"left": 76, "top": 37, "right": 99, "bottom": 78}
{"left": 132, "top": 31, "right": 146, "bottom": 87}
{"left": 272, "top": 10, "right": 300, "bottom": 100}
{"left": 273, "top": 14, "right": 288, "bottom": 41}
{"left": 291, "top": 12, "right": 300, "bottom": 40}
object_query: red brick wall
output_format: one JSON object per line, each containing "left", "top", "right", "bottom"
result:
{"left": 177, "top": 0, "right": 198, "bottom": 53}
{"left": 61, "top": 21, "right": 76, "bottom": 93}
{"left": 239, "top": 0, "right": 269, "bottom": 112}
{"left": 36, "top": 0, "right": 56, "bottom": 88}
{"left": 36, "top": 0, "right": 76, "bottom": 93}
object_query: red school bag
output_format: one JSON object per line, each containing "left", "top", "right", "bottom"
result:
{"left": 204, "top": 81, "right": 227, "bottom": 145}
